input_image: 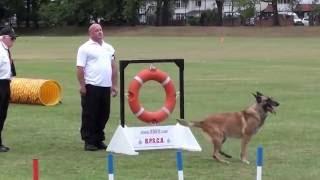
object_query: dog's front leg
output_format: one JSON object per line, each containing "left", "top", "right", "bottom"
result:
{"left": 240, "top": 135, "right": 251, "bottom": 164}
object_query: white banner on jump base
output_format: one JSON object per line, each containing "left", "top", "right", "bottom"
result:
{"left": 107, "top": 124, "right": 202, "bottom": 155}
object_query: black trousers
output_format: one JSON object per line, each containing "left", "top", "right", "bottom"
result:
{"left": 0, "top": 80, "right": 10, "bottom": 145}
{"left": 80, "top": 84, "right": 110, "bottom": 145}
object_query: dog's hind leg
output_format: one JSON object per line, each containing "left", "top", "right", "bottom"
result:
{"left": 219, "top": 136, "right": 232, "bottom": 158}
{"left": 212, "top": 137, "right": 230, "bottom": 164}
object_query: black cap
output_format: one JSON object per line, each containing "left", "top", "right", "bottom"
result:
{"left": 0, "top": 26, "right": 18, "bottom": 38}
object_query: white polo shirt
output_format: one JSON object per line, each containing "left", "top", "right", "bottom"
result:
{"left": 0, "top": 42, "right": 11, "bottom": 80}
{"left": 77, "top": 39, "right": 115, "bottom": 87}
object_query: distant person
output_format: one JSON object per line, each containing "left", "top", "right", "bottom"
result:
{"left": 0, "top": 27, "right": 17, "bottom": 152}
{"left": 76, "top": 23, "right": 118, "bottom": 151}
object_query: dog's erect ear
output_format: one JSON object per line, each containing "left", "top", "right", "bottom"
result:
{"left": 252, "top": 92, "right": 262, "bottom": 103}
{"left": 256, "top": 91, "right": 263, "bottom": 96}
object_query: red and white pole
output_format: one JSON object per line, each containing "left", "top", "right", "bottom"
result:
{"left": 33, "top": 159, "right": 39, "bottom": 180}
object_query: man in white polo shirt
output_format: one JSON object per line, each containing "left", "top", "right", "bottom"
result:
{"left": 76, "top": 23, "right": 118, "bottom": 151}
{"left": 0, "top": 27, "right": 17, "bottom": 152}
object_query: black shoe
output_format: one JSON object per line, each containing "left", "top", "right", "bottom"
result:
{"left": 84, "top": 144, "right": 99, "bottom": 151}
{"left": 96, "top": 142, "right": 107, "bottom": 150}
{"left": 0, "top": 145, "right": 10, "bottom": 152}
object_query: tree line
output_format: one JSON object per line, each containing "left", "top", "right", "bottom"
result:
{"left": 0, "top": 0, "right": 319, "bottom": 28}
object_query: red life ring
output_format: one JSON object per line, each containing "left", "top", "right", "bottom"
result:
{"left": 128, "top": 68, "right": 176, "bottom": 123}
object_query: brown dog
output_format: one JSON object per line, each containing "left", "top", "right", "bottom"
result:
{"left": 177, "top": 92, "right": 279, "bottom": 164}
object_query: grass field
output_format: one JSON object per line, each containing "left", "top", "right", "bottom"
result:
{"left": 1, "top": 27, "right": 320, "bottom": 180}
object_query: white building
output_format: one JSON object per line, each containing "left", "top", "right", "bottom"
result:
{"left": 139, "top": 0, "right": 319, "bottom": 23}
{"left": 273, "top": 0, "right": 320, "bottom": 12}
{"left": 173, "top": 0, "right": 216, "bottom": 20}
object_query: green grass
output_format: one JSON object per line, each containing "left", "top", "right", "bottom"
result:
{"left": 0, "top": 34, "right": 320, "bottom": 180}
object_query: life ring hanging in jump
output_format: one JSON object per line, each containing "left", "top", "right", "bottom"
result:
{"left": 127, "top": 66, "right": 176, "bottom": 124}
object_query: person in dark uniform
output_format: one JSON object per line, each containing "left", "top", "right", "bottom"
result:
{"left": 76, "top": 23, "right": 118, "bottom": 151}
{"left": 0, "top": 27, "right": 17, "bottom": 152}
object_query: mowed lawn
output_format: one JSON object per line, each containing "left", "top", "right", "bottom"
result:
{"left": 0, "top": 30, "right": 320, "bottom": 180}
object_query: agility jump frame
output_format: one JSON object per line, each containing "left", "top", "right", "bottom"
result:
{"left": 119, "top": 59, "right": 184, "bottom": 127}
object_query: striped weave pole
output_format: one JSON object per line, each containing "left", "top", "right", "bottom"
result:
{"left": 107, "top": 153, "right": 114, "bottom": 180}
{"left": 33, "top": 159, "right": 39, "bottom": 180}
{"left": 256, "top": 146, "right": 263, "bottom": 180}
{"left": 176, "top": 150, "right": 184, "bottom": 180}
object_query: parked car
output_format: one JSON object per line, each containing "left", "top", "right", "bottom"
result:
{"left": 302, "top": 17, "right": 309, "bottom": 26}
{"left": 245, "top": 17, "right": 255, "bottom": 26}
{"left": 279, "top": 12, "right": 303, "bottom": 26}
{"left": 293, "top": 17, "right": 304, "bottom": 26}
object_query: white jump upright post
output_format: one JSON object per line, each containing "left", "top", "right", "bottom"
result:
{"left": 176, "top": 150, "right": 184, "bottom": 180}
{"left": 107, "top": 153, "right": 114, "bottom": 180}
{"left": 256, "top": 146, "right": 263, "bottom": 180}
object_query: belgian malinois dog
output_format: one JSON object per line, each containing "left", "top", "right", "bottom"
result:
{"left": 177, "top": 92, "right": 279, "bottom": 164}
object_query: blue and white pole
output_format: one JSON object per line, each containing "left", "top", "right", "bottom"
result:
{"left": 107, "top": 153, "right": 114, "bottom": 180}
{"left": 176, "top": 150, "right": 184, "bottom": 180}
{"left": 256, "top": 146, "right": 263, "bottom": 180}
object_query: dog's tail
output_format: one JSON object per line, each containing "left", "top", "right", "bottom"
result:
{"left": 176, "top": 118, "right": 201, "bottom": 128}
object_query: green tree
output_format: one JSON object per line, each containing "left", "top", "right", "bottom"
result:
{"left": 39, "top": 0, "right": 126, "bottom": 26}
{"left": 182, "top": 0, "right": 189, "bottom": 24}
{"left": 311, "top": 0, "right": 320, "bottom": 26}
{"left": 216, "top": 0, "right": 224, "bottom": 26}
{"left": 152, "top": 0, "right": 174, "bottom": 26}
{"left": 0, "top": 0, "right": 10, "bottom": 23}
{"left": 123, "top": 0, "right": 142, "bottom": 25}
{"left": 0, "top": 0, "right": 42, "bottom": 28}
{"left": 39, "top": 0, "right": 75, "bottom": 26}
{"left": 271, "top": 0, "right": 279, "bottom": 26}
{"left": 155, "top": 0, "right": 162, "bottom": 26}
{"left": 0, "top": 0, "right": 25, "bottom": 27}
{"left": 30, "top": 0, "right": 42, "bottom": 28}
{"left": 235, "top": 0, "right": 257, "bottom": 24}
